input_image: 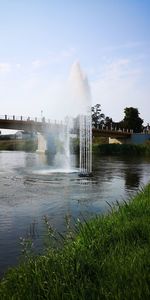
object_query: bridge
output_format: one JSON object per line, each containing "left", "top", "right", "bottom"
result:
{"left": 92, "top": 128, "right": 131, "bottom": 138}
{"left": 0, "top": 115, "right": 62, "bottom": 133}
{"left": 0, "top": 115, "right": 132, "bottom": 138}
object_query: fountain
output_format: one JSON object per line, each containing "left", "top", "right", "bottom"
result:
{"left": 36, "top": 62, "right": 92, "bottom": 176}
{"left": 79, "top": 112, "right": 92, "bottom": 176}
{"left": 45, "top": 119, "right": 74, "bottom": 172}
{"left": 70, "top": 62, "right": 92, "bottom": 176}
{"left": 53, "top": 118, "right": 71, "bottom": 171}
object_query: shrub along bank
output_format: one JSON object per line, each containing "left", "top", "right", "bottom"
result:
{"left": 0, "top": 185, "right": 150, "bottom": 299}
{"left": 93, "top": 142, "right": 150, "bottom": 156}
{"left": 0, "top": 140, "right": 37, "bottom": 152}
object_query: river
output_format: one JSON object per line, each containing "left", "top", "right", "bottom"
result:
{"left": 0, "top": 151, "right": 150, "bottom": 276}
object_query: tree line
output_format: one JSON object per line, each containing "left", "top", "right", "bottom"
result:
{"left": 92, "top": 104, "right": 148, "bottom": 133}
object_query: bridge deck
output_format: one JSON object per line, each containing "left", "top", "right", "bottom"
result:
{"left": 92, "top": 128, "right": 132, "bottom": 138}
{"left": 0, "top": 115, "right": 62, "bottom": 132}
{"left": 0, "top": 115, "right": 132, "bottom": 137}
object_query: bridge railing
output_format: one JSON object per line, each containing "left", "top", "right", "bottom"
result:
{"left": 92, "top": 125, "right": 134, "bottom": 134}
{"left": 0, "top": 115, "right": 64, "bottom": 125}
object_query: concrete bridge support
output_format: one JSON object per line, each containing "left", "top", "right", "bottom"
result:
{"left": 109, "top": 137, "right": 130, "bottom": 144}
{"left": 37, "top": 133, "right": 47, "bottom": 153}
{"left": 36, "top": 124, "right": 66, "bottom": 155}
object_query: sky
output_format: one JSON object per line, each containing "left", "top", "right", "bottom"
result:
{"left": 0, "top": 0, "right": 150, "bottom": 133}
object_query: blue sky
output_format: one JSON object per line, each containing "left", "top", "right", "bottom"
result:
{"left": 0, "top": 0, "right": 150, "bottom": 130}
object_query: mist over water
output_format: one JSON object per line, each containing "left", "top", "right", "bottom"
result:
{"left": 37, "top": 119, "right": 74, "bottom": 172}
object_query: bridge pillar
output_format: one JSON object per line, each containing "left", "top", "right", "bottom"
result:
{"left": 109, "top": 137, "right": 122, "bottom": 144}
{"left": 109, "top": 137, "right": 130, "bottom": 144}
{"left": 37, "top": 133, "right": 47, "bottom": 153}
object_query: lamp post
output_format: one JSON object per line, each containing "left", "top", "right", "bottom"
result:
{"left": 41, "top": 110, "right": 43, "bottom": 118}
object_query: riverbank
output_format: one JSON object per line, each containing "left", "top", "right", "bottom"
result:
{"left": 0, "top": 184, "right": 150, "bottom": 299}
{"left": 0, "top": 140, "right": 37, "bottom": 152}
{"left": 93, "top": 142, "right": 150, "bottom": 156}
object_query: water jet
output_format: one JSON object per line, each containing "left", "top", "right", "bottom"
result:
{"left": 70, "top": 62, "right": 92, "bottom": 177}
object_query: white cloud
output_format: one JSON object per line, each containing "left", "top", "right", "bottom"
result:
{"left": 0, "top": 63, "right": 11, "bottom": 73}
{"left": 47, "top": 47, "right": 76, "bottom": 64}
{"left": 101, "top": 41, "right": 150, "bottom": 52}
{"left": 23, "top": 76, "right": 40, "bottom": 90}
{"left": 31, "top": 47, "right": 77, "bottom": 70}
{"left": 32, "top": 59, "right": 44, "bottom": 69}
{"left": 61, "top": 47, "right": 76, "bottom": 58}
{"left": 91, "top": 57, "right": 147, "bottom": 122}
{"left": 16, "top": 63, "right": 21, "bottom": 69}
{"left": 101, "top": 58, "right": 130, "bottom": 81}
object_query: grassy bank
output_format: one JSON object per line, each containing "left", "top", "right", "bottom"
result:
{"left": 0, "top": 185, "right": 150, "bottom": 299}
{"left": 0, "top": 140, "right": 37, "bottom": 152}
{"left": 93, "top": 142, "right": 150, "bottom": 156}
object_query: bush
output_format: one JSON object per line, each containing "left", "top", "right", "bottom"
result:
{"left": 93, "top": 143, "right": 150, "bottom": 156}
{"left": 0, "top": 140, "right": 37, "bottom": 152}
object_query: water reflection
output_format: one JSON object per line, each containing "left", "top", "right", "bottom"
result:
{"left": 123, "top": 158, "right": 142, "bottom": 189}
{"left": 125, "top": 169, "right": 141, "bottom": 189}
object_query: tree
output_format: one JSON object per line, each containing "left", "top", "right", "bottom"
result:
{"left": 104, "top": 116, "right": 113, "bottom": 130}
{"left": 92, "top": 104, "right": 105, "bottom": 128}
{"left": 122, "top": 107, "right": 143, "bottom": 133}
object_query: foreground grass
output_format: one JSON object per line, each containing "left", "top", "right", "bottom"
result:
{"left": 0, "top": 185, "right": 150, "bottom": 299}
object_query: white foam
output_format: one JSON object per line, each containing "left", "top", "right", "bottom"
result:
{"left": 32, "top": 168, "right": 79, "bottom": 175}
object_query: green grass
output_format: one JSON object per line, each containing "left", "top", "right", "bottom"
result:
{"left": 0, "top": 185, "right": 150, "bottom": 299}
